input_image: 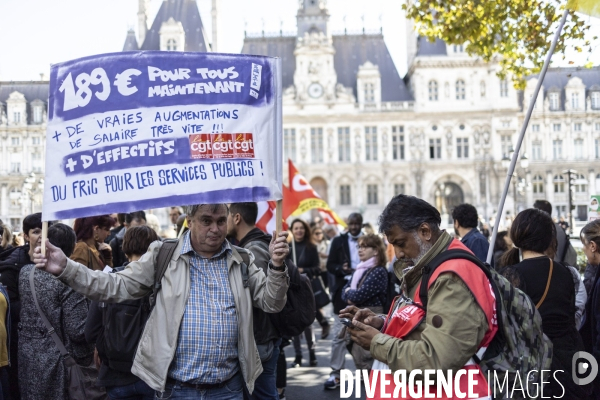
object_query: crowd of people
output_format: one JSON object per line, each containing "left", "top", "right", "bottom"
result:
{"left": 0, "top": 194, "right": 599, "bottom": 399}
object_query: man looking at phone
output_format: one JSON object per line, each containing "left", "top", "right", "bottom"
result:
{"left": 324, "top": 213, "right": 363, "bottom": 390}
{"left": 342, "top": 195, "right": 495, "bottom": 399}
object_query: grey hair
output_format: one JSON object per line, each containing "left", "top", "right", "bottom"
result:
{"left": 378, "top": 194, "right": 441, "bottom": 235}
{"left": 184, "top": 204, "right": 229, "bottom": 218}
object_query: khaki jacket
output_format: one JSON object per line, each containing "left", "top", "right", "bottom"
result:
{"left": 57, "top": 237, "right": 289, "bottom": 393}
{"left": 370, "top": 233, "right": 489, "bottom": 373}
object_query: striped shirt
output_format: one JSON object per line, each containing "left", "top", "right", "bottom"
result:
{"left": 168, "top": 232, "right": 239, "bottom": 383}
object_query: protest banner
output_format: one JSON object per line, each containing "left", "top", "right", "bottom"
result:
{"left": 590, "top": 195, "right": 600, "bottom": 221}
{"left": 43, "top": 51, "right": 283, "bottom": 221}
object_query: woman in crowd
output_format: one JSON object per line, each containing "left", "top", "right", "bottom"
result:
{"left": 492, "top": 231, "right": 511, "bottom": 270}
{"left": 341, "top": 234, "right": 387, "bottom": 372}
{"left": 287, "top": 218, "right": 324, "bottom": 368}
{"left": 72, "top": 215, "right": 115, "bottom": 270}
{"left": 18, "top": 223, "right": 94, "bottom": 400}
{"left": 579, "top": 219, "right": 600, "bottom": 398}
{"left": 85, "top": 226, "right": 159, "bottom": 400}
{"left": 311, "top": 225, "right": 331, "bottom": 339}
{"left": 0, "top": 224, "right": 13, "bottom": 253}
{"left": 501, "top": 209, "right": 591, "bottom": 399}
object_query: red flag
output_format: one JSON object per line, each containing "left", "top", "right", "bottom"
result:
{"left": 286, "top": 160, "right": 347, "bottom": 227}
{"left": 256, "top": 199, "right": 289, "bottom": 234}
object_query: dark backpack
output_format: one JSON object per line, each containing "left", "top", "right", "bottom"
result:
{"left": 418, "top": 249, "right": 553, "bottom": 399}
{"left": 100, "top": 274, "right": 151, "bottom": 372}
{"left": 239, "top": 257, "right": 315, "bottom": 338}
{"left": 100, "top": 239, "right": 178, "bottom": 371}
{"left": 239, "top": 240, "right": 316, "bottom": 338}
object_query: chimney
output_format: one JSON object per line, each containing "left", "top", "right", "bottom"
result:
{"left": 138, "top": 0, "right": 149, "bottom": 47}
{"left": 211, "top": 0, "right": 218, "bottom": 52}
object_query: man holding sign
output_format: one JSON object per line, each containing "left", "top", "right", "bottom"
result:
{"left": 33, "top": 203, "right": 290, "bottom": 399}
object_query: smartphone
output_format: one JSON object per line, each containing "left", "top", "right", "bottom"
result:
{"left": 340, "top": 318, "right": 353, "bottom": 328}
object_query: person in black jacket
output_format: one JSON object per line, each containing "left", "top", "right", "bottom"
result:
{"left": 501, "top": 209, "right": 591, "bottom": 399}
{"left": 324, "top": 212, "right": 362, "bottom": 390}
{"left": 287, "top": 218, "right": 323, "bottom": 368}
{"left": 227, "top": 202, "right": 282, "bottom": 400}
{"left": 579, "top": 220, "right": 600, "bottom": 399}
{"left": 85, "top": 225, "right": 159, "bottom": 400}
{"left": 0, "top": 213, "right": 50, "bottom": 400}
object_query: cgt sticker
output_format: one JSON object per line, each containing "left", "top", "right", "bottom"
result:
{"left": 189, "top": 133, "right": 255, "bottom": 160}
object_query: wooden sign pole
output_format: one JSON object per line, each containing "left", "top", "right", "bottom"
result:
{"left": 275, "top": 199, "right": 283, "bottom": 236}
{"left": 41, "top": 221, "right": 48, "bottom": 257}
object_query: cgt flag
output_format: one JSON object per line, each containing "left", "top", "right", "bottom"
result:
{"left": 567, "top": 0, "right": 600, "bottom": 17}
{"left": 256, "top": 200, "right": 288, "bottom": 234}
{"left": 287, "top": 160, "right": 347, "bottom": 227}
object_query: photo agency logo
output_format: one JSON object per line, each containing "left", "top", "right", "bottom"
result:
{"left": 572, "top": 351, "right": 598, "bottom": 386}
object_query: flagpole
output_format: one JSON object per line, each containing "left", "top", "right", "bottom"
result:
{"left": 486, "top": 8, "right": 571, "bottom": 265}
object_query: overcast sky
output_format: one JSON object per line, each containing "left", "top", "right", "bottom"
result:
{"left": 0, "top": 0, "right": 598, "bottom": 81}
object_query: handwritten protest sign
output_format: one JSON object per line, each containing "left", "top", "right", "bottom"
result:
{"left": 43, "top": 51, "right": 282, "bottom": 220}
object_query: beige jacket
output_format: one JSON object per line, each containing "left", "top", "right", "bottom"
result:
{"left": 56, "top": 237, "right": 289, "bottom": 393}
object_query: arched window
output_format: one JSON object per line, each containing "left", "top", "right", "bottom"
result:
{"left": 553, "top": 174, "right": 565, "bottom": 193}
{"left": 428, "top": 80, "right": 438, "bottom": 101}
{"left": 455, "top": 80, "right": 465, "bottom": 100}
{"left": 532, "top": 175, "right": 544, "bottom": 194}
{"left": 167, "top": 39, "right": 177, "bottom": 51}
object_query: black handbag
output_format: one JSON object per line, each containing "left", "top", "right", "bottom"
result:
{"left": 311, "top": 276, "right": 330, "bottom": 309}
{"left": 29, "top": 267, "right": 107, "bottom": 400}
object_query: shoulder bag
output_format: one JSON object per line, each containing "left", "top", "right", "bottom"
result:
{"left": 29, "top": 267, "right": 107, "bottom": 400}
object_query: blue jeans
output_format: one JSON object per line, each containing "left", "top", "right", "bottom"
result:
{"left": 107, "top": 380, "right": 155, "bottom": 400}
{"left": 244, "top": 338, "right": 281, "bottom": 400}
{"left": 156, "top": 371, "right": 243, "bottom": 400}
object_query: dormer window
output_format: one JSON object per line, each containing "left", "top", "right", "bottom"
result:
{"left": 33, "top": 106, "right": 43, "bottom": 123}
{"left": 159, "top": 17, "right": 185, "bottom": 52}
{"left": 572, "top": 92, "right": 579, "bottom": 109}
{"left": 13, "top": 112, "right": 20, "bottom": 124}
{"left": 453, "top": 45, "right": 464, "bottom": 53}
{"left": 364, "top": 83, "right": 375, "bottom": 103}
{"left": 592, "top": 92, "right": 600, "bottom": 109}
{"left": 167, "top": 39, "right": 177, "bottom": 51}
{"left": 549, "top": 92, "right": 560, "bottom": 110}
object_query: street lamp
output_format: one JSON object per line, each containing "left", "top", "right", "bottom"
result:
{"left": 563, "top": 168, "right": 578, "bottom": 235}
{"left": 502, "top": 149, "right": 530, "bottom": 216}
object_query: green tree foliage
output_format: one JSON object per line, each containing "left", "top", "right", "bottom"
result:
{"left": 404, "top": 0, "right": 593, "bottom": 89}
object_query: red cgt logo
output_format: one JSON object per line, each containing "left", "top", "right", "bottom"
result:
{"left": 189, "top": 133, "right": 255, "bottom": 160}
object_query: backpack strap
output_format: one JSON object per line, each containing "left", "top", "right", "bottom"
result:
{"left": 419, "top": 248, "right": 505, "bottom": 362}
{"left": 232, "top": 246, "right": 251, "bottom": 288}
{"left": 419, "top": 249, "right": 490, "bottom": 310}
{"left": 150, "top": 239, "right": 178, "bottom": 308}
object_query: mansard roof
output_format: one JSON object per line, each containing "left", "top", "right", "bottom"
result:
{"left": 525, "top": 67, "right": 600, "bottom": 111}
{"left": 241, "top": 33, "right": 412, "bottom": 102}
{"left": 539, "top": 67, "right": 600, "bottom": 91}
{"left": 123, "top": 29, "right": 139, "bottom": 51}
{"left": 242, "top": 35, "right": 297, "bottom": 91}
{"left": 416, "top": 37, "right": 447, "bottom": 56}
{"left": 139, "top": 0, "right": 210, "bottom": 52}
{"left": 0, "top": 81, "right": 49, "bottom": 124}
{"left": 0, "top": 82, "right": 49, "bottom": 104}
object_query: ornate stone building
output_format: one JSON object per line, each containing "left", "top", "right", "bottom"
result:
{"left": 1, "top": 0, "right": 598, "bottom": 230}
